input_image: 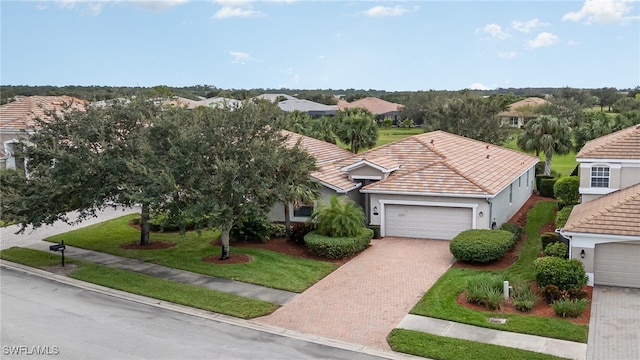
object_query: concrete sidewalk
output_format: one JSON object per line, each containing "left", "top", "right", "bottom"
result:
{"left": 24, "top": 241, "right": 297, "bottom": 305}
{"left": 398, "top": 314, "right": 587, "bottom": 360}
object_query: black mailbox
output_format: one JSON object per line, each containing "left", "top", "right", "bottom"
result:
{"left": 49, "top": 240, "right": 66, "bottom": 266}
{"left": 49, "top": 244, "right": 65, "bottom": 251}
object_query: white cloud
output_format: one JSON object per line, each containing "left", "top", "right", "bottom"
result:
{"left": 364, "top": 5, "right": 408, "bottom": 17}
{"left": 55, "top": 0, "right": 106, "bottom": 15}
{"left": 469, "top": 83, "right": 491, "bottom": 90}
{"left": 480, "top": 24, "right": 510, "bottom": 40}
{"left": 562, "top": 0, "right": 640, "bottom": 24}
{"left": 499, "top": 51, "right": 517, "bottom": 59}
{"left": 511, "top": 19, "right": 549, "bottom": 33}
{"left": 212, "top": 0, "right": 266, "bottom": 19}
{"left": 133, "top": 0, "right": 188, "bottom": 11}
{"left": 527, "top": 32, "right": 560, "bottom": 48}
{"left": 228, "top": 51, "right": 253, "bottom": 64}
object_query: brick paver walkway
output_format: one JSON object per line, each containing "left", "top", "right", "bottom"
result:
{"left": 255, "top": 237, "right": 454, "bottom": 349}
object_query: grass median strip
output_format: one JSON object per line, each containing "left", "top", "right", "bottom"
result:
{"left": 1, "top": 247, "right": 278, "bottom": 319}
{"left": 45, "top": 214, "right": 337, "bottom": 293}
{"left": 388, "top": 329, "right": 568, "bottom": 360}
{"left": 403, "top": 200, "right": 587, "bottom": 346}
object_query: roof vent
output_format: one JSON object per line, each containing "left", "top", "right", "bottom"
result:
{"left": 486, "top": 154, "right": 490, "bottom": 159}
{"left": 430, "top": 139, "right": 434, "bottom": 145}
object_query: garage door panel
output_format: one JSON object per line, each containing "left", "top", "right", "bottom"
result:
{"left": 384, "top": 205, "right": 472, "bottom": 240}
{"left": 595, "top": 243, "right": 640, "bottom": 289}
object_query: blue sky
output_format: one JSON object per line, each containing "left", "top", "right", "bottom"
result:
{"left": 1, "top": 0, "right": 639, "bottom": 91}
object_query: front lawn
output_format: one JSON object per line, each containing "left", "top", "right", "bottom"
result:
{"left": 388, "top": 329, "right": 567, "bottom": 360}
{"left": 0, "top": 247, "right": 278, "bottom": 319}
{"left": 45, "top": 214, "right": 338, "bottom": 293}
{"left": 376, "top": 127, "right": 424, "bottom": 146}
{"left": 397, "top": 200, "right": 587, "bottom": 350}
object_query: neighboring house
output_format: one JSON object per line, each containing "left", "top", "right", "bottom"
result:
{"left": 337, "top": 97, "right": 403, "bottom": 123}
{"left": 498, "top": 97, "right": 549, "bottom": 128}
{"left": 1, "top": 95, "right": 86, "bottom": 170}
{"left": 199, "top": 96, "right": 241, "bottom": 108}
{"left": 560, "top": 124, "right": 640, "bottom": 288}
{"left": 254, "top": 93, "right": 297, "bottom": 102}
{"left": 277, "top": 99, "right": 337, "bottom": 118}
{"left": 276, "top": 130, "right": 538, "bottom": 241}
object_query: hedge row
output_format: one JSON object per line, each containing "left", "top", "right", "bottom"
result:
{"left": 304, "top": 228, "right": 373, "bottom": 259}
{"left": 449, "top": 229, "right": 516, "bottom": 263}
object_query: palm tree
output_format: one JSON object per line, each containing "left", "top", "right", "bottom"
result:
{"left": 283, "top": 181, "right": 320, "bottom": 240}
{"left": 517, "top": 115, "right": 572, "bottom": 176}
{"left": 335, "top": 108, "right": 378, "bottom": 153}
{"left": 306, "top": 116, "right": 338, "bottom": 144}
{"left": 573, "top": 111, "right": 611, "bottom": 151}
{"left": 310, "top": 195, "right": 365, "bottom": 237}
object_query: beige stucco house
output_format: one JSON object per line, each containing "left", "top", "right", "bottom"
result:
{"left": 276, "top": 130, "right": 539, "bottom": 241}
{"left": 0, "top": 95, "right": 86, "bottom": 170}
{"left": 560, "top": 124, "right": 640, "bottom": 288}
{"left": 498, "top": 97, "right": 549, "bottom": 128}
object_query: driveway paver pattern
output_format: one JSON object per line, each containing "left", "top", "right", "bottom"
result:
{"left": 587, "top": 286, "right": 640, "bottom": 360}
{"left": 255, "top": 237, "right": 454, "bottom": 349}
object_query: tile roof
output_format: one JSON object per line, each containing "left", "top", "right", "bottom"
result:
{"left": 337, "top": 97, "right": 402, "bottom": 115}
{"left": 359, "top": 131, "right": 539, "bottom": 196}
{"left": 576, "top": 124, "right": 640, "bottom": 160}
{"left": 0, "top": 95, "right": 87, "bottom": 131}
{"left": 254, "top": 94, "right": 297, "bottom": 102}
{"left": 277, "top": 99, "right": 337, "bottom": 114}
{"left": 498, "top": 97, "right": 549, "bottom": 117}
{"left": 282, "top": 130, "right": 353, "bottom": 165}
{"left": 563, "top": 183, "right": 640, "bottom": 237}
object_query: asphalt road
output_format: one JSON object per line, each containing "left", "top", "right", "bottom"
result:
{"left": 0, "top": 269, "right": 390, "bottom": 360}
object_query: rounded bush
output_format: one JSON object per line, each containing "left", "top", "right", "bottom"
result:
{"left": 500, "top": 223, "right": 523, "bottom": 240}
{"left": 304, "top": 228, "right": 373, "bottom": 259}
{"left": 553, "top": 176, "right": 580, "bottom": 206}
{"left": 449, "top": 229, "right": 515, "bottom": 263}
{"left": 533, "top": 257, "right": 589, "bottom": 291}
{"left": 544, "top": 242, "right": 568, "bottom": 258}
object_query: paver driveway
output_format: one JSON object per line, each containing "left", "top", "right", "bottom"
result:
{"left": 255, "top": 237, "right": 454, "bottom": 349}
{"left": 587, "top": 286, "right": 640, "bottom": 360}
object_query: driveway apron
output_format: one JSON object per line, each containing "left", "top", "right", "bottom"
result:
{"left": 255, "top": 237, "right": 454, "bottom": 349}
{"left": 587, "top": 286, "right": 640, "bottom": 360}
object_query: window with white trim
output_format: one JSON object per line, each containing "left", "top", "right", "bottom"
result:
{"left": 509, "top": 117, "right": 519, "bottom": 126}
{"left": 293, "top": 205, "right": 313, "bottom": 218}
{"left": 590, "top": 166, "right": 610, "bottom": 188}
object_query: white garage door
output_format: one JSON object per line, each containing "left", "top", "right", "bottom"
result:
{"left": 384, "top": 205, "right": 473, "bottom": 240}
{"left": 594, "top": 242, "right": 640, "bottom": 288}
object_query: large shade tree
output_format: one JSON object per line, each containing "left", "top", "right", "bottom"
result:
{"left": 163, "top": 100, "right": 316, "bottom": 259}
{"left": 517, "top": 115, "right": 572, "bottom": 176}
{"left": 13, "top": 98, "right": 175, "bottom": 245}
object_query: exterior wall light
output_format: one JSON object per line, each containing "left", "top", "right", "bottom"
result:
{"left": 580, "top": 249, "right": 586, "bottom": 259}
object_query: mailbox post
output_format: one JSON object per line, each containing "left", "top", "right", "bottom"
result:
{"left": 49, "top": 240, "right": 66, "bottom": 266}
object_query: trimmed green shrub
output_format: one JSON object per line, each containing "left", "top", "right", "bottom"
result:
{"left": 499, "top": 222, "right": 523, "bottom": 240}
{"left": 544, "top": 242, "right": 568, "bottom": 258}
{"left": 269, "top": 223, "right": 288, "bottom": 238}
{"left": 538, "top": 178, "right": 557, "bottom": 198}
{"left": 535, "top": 161, "right": 546, "bottom": 176}
{"left": 148, "top": 212, "right": 200, "bottom": 232}
{"left": 449, "top": 229, "right": 515, "bottom": 263}
{"left": 511, "top": 282, "right": 537, "bottom": 312}
{"left": 555, "top": 206, "right": 574, "bottom": 228}
{"left": 290, "top": 222, "right": 314, "bottom": 245}
{"left": 554, "top": 176, "right": 580, "bottom": 205}
{"left": 552, "top": 298, "right": 589, "bottom": 318}
{"left": 541, "top": 285, "right": 563, "bottom": 304}
{"left": 304, "top": 228, "right": 373, "bottom": 259}
{"left": 369, "top": 225, "right": 381, "bottom": 239}
{"left": 567, "top": 288, "right": 588, "bottom": 300}
{"left": 535, "top": 174, "right": 554, "bottom": 190}
{"left": 541, "top": 232, "right": 558, "bottom": 250}
{"left": 310, "top": 195, "right": 365, "bottom": 237}
{"left": 231, "top": 216, "right": 271, "bottom": 243}
{"left": 533, "top": 257, "right": 589, "bottom": 291}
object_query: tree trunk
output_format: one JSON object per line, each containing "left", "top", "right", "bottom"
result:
{"left": 139, "top": 203, "right": 151, "bottom": 246}
{"left": 544, "top": 153, "right": 553, "bottom": 176}
{"left": 219, "top": 221, "right": 232, "bottom": 260}
{"left": 284, "top": 204, "right": 292, "bottom": 241}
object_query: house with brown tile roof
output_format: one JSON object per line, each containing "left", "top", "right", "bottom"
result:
{"left": 276, "top": 129, "right": 539, "bottom": 240}
{"left": 1, "top": 95, "right": 86, "bottom": 170}
{"left": 498, "top": 97, "right": 549, "bottom": 128}
{"left": 560, "top": 124, "right": 640, "bottom": 288}
{"left": 337, "top": 97, "right": 403, "bottom": 123}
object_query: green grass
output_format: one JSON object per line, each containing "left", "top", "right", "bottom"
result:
{"left": 0, "top": 247, "right": 278, "bottom": 319}
{"left": 376, "top": 127, "right": 423, "bottom": 146}
{"left": 407, "top": 201, "right": 588, "bottom": 343}
{"left": 44, "top": 214, "right": 337, "bottom": 293}
{"left": 388, "top": 329, "right": 567, "bottom": 360}
{"left": 501, "top": 138, "right": 577, "bottom": 177}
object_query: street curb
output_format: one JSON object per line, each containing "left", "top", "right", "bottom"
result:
{"left": 0, "top": 260, "right": 425, "bottom": 360}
